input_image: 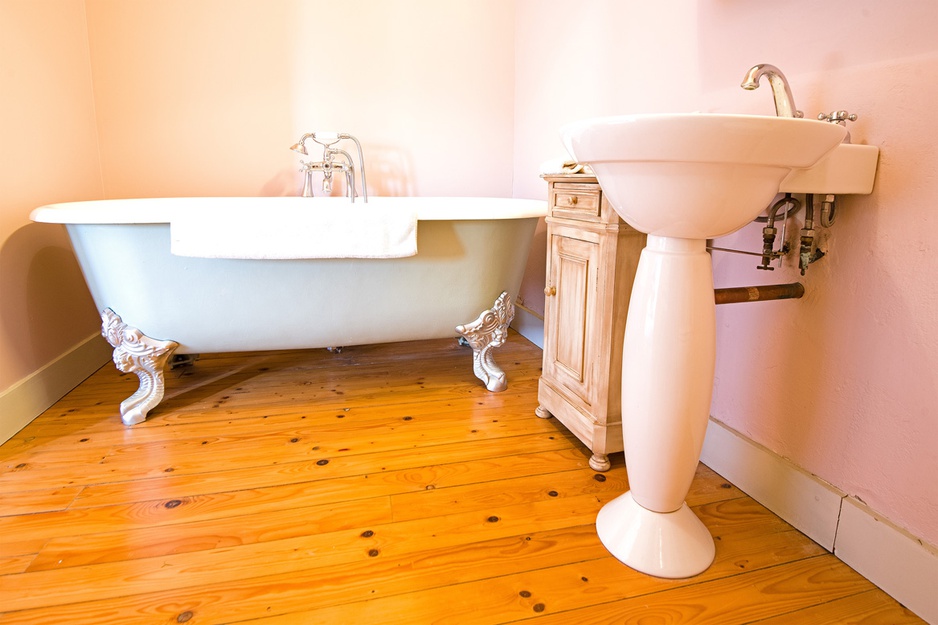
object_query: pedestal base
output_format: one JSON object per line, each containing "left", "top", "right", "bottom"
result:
{"left": 596, "top": 491, "right": 715, "bottom": 579}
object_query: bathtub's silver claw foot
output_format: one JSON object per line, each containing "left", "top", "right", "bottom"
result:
{"left": 455, "top": 291, "right": 515, "bottom": 392}
{"left": 101, "top": 309, "right": 179, "bottom": 426}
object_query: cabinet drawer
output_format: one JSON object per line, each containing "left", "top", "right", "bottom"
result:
{"left": 551, "top": 183, "right": 602, "bottom": 221}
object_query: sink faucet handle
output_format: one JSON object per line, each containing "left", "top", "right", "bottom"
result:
{"left": 817, "top": 110, "right": 858, "bottom": 125}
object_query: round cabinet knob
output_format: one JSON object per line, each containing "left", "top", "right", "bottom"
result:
{"left": 568, "top": 196, "right": 578, "bottom": 205}
{"left": 544, "top": 286, "right": 557, "bottom": 296}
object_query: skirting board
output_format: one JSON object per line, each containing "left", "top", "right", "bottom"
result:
{"left": 510, "top": 304, "right": 544, "bottom": 349}
{"left": 701, "top": 417, "right": 938, "bottom": 624}
{"left": 835, "top": 497, "right": 938, "bottom": 624}
{"left": 700, "top": 417, "right": 844, "bottom": 550}
{"left": 0, "top": 332, "right": 112, "bottom": 444}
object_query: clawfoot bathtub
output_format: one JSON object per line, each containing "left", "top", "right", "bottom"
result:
{"left": 32, "top": 196, "right": 545, "bottom": 425}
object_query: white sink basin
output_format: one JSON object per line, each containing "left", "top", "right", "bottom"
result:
{"left": 562, "top": 113, "right": 848, "bottom": 238}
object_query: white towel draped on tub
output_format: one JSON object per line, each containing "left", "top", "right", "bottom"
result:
{"left": 170, "top": 204, "right": 418, "bottom": 259}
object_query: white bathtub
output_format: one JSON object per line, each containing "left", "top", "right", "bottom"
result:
{"left": 31, "top": 196, "right": 546, "bottom": 424}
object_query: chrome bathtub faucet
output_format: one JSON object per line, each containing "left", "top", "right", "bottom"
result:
{"left": 290, "top": 132, "right": 369, "bottom": 202}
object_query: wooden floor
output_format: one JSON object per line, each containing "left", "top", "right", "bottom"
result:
{"left": 0, "top": 331, "right": 924, "bottom": 624}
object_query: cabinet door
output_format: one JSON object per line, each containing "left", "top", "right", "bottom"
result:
{"left": 544, "top": 232, "right": 598, "bottom": 409}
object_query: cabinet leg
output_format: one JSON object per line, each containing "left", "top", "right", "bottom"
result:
{"left": 589, "top": 453, "right": 611, "bottom": 472}
{"left": 535, "top": 405, "right": 552, "bottom": 419}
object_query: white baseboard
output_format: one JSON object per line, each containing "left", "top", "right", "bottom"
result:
{"left": 700, "top": 417, "right": 844, "bottom": 550}
{"left": 510, "top": 304, "right": 543, "bottom": 349}
{"left": 0, "top": 332, "right": 112, "bottom": 444}
{"left": 701, "top": 417, "right": 937, "bottom": 624}
{"left": 835, "top": 497, "right": 938, "bottom": 624}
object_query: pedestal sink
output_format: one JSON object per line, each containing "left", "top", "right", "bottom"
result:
{"left": 561, "top": 113, "right": 847, "bottom": 578}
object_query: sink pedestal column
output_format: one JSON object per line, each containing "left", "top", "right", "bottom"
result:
{"left": 596, "top": 235, "right": 716, "bottom": 578}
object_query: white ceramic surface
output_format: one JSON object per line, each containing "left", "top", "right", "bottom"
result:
{"left": 596, "top": 491, "right": 716, "bottom": 579}
{"left": 562, "top": 113, "right": 848, "bottom": 238}
{"left": 31, "top": 196, "right": 548, "bottom": 224}
{"left": 562, "top": 112, "right": 848, "bottom": 578}
{"left": 780, "top": 142, "right": 880, "bottom": 194}
{"left": 621, "top": 237, "right": 716, "bottom": 513}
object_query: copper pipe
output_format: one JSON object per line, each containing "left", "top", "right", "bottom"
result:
{"left": 714, "top": 282, "right": 805, "bottom": 305}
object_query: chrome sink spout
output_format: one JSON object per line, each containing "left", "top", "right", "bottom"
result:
{"left": 741, "top": 64, "right": 804, "bottom": 118}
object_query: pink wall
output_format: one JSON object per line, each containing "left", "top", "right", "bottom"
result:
{"left": 0, "top": 0, "right": 103, "bottom": 396}
{"left": 513, "top": 0, "right": 938, "bottom": 546}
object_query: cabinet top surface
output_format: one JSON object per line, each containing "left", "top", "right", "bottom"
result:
{"left": 541, "top": 172, "right": 598, "bottom": 184}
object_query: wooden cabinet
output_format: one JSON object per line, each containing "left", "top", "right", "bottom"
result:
{"left": 536, "top": 173, "right": 646, "bottom": 471}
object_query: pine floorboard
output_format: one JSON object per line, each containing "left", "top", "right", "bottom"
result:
{"left": 0, "top": 331, "right": 924, "bottom": 624}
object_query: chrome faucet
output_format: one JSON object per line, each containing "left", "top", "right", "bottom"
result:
{"left": 290, "top": 132, "right": 369, "bottom": 202}
{"left": 301, "top": 149, "right": 355, "bottom": 198}
{"left": 741, "top": 64, "right": 804, "bottom": 118}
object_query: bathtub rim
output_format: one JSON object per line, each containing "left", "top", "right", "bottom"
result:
{"left": 30, "top": 196, "right": 548, "bottom": 225}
